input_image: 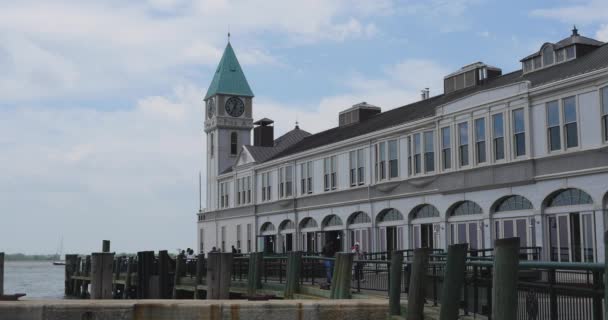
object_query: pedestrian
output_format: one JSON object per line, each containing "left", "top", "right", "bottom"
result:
{"left": 351, "top": 242, "right": 364, "bottom": 282}
{"left": 231, "top": 245, "right": 237, "bottom": 254}
{"left": 321, "top": 240, "right": 336, "bottom": 284}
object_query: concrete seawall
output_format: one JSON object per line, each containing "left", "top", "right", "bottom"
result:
{"left": 0, "top": 300, "right": 390, "bottom": 320}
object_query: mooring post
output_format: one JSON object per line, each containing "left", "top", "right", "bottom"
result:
{"left": 206, "top": 252, "right": 233, "bottom": 299}
{"left": 247, "top": 252, "right": 263, "bottom": 297}
{"left": 90, "top": 252, "right": 115, "bottom": 299}
{"left": 0, "top": 252, "right": 4, "bottom": 296}
{"left": 406, "top": 248, "right": 430, "bottom": 320}
{"left": 64, "top": 254, "right": 78, "bottom": 296}
{"left": 492, "top": 237, "right": 520, "bottom": 320}
{"left": 439, "top": 243, "right": 468, "bottom": 320}
{"left": 284, "top": 251, "right": 302, "bottom": 299}
{"left": 389, "top": 251, "right": 404, "bottom": 316}
{"left": 102, "top": 240, "right": 110, "bottom": 253}
{"left": 194, "top": 254, "right": 205, "bottom": 299}
{"left": 604, "top": 231, "right": 608, "bottom": 320}
{"left": 158, "top": 250, "right": 169, "bottom": 299}
{"left": 172, "top": 253, "right": 185, "bottom": 299}
{"left": 330, "top": 252, "right": 354, "bottom": 299}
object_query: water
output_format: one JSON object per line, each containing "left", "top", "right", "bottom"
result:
{"left": 4, "top": 261, "right": 64, "bottom": 299}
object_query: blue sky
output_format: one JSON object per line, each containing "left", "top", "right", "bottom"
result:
{"left": 1, "top": 0, "right": 607, "bottom": 254}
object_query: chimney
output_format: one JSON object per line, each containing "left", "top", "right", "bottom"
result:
{"left": 253, "top": 118, "right": 274, "bottom": 147}
{"left": 420, "top": 88, "right": 430, "bottom": 100}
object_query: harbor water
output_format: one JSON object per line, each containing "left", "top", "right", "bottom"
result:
{"left": 4, "top": 261, "right": 64, "bottom": 299}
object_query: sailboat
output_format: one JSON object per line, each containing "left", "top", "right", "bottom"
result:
{"left": 52, "top": 237, "right": 66, "bottom": 266}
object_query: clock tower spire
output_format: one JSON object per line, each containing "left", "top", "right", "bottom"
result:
{"left": 204, "top": 40, "right": 254, "bottom": 210}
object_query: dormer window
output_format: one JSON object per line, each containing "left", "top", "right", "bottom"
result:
{"left": 542, "top": 45, "right": 554, "bottom": 66}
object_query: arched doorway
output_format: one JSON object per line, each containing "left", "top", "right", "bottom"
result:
{"left": 447, "top": 201, "right": 484, "bottom": 250}
{"left": 299, "top": 217, "right": 319, "bottom": 253}
{"left": 376, "top": 208, "right": 404, "bottom": 253}
{"left": 409, "top": 204, "right": 440, "bottom": 249}
{"left": 278, "top": 220, "right": 296, "bottom": 253}
{"left": 321, "top": 214, "right": 344, "bottom": 252}
{"left": 491, "top": 195, "right": 535, "bottom": 248}
{"left": 543, "top": 188, "right": 594, "bottom": 262}
{"left": 259, "top": 222, "right": 276, "bottom": 254}
{"left": 347, "top": 211, "right": 372, "bottom": 253}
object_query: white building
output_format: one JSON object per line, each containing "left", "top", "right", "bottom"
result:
{"left": 198, "top": 28, "right": 608, "bottom": 263}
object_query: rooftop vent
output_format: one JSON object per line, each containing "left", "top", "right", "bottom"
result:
{"left": 420, "top": 88, "right": 430, "bottom": 100}
{"left": 253, "top": 118, "right": 274, "bottom": 147}
{"left": 443, "top": 62, "right": 502, "bottom": 94}
{"left": 339, "top": 102, "right": 381, "bottom": 127}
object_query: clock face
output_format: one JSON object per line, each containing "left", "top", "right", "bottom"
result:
{"left": 206, "top": 99, "right": 215, "bottom": 118}
{"left": 225, "top": 96, "right": 245, "bottom": 117}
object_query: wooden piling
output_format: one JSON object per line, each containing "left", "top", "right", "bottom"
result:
{"left": 284, "top": 251, "right": 302, "bottom": 299}
{"left": 172, "top": 253, "right": 185, "bottom": 299}
{"left": 439, "top": 243, "right": 468, "bottom": 320}
{"left": 406, "top": 248, "right": 430, "bottom": 320}
{"left": 492, "top": 237, "right": 520, "bottom": 320}
{"left": 389, "top": 251, "right": 404, "bottom": 316}
{"left": 90, "top": 252, "right": 115, "bottom": 299}
{"left": 329, "top": 253, "right": 354, "bottom": 299}
{"left": 605, "top": 231, "right": 608, "bottom": 320}
{"left": 102, "top": 240, "right": 111, "bottom": 253}
{"left": 158, "top": 250, "right": 170, "bottom": 299}
{"left": 136, "top": 251, "right": 154, "bottom": 299}
{"left": 206, "top": 252, "right": 233, "bottom": 299}
{"left": 247, "top": 252, "right": 263, "bottom": 297}
{"left": 194, "top": 254, "right": 205, "bottom": 299}
{"left": 64, "top": 254, "right": 78, "bottom": 296}
{"left": 0, "top": 252, "right": 4, "bottom": 296}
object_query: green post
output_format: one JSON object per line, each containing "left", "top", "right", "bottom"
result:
{"left": 330, "top": 253, "right": 354, "bottom": 299}
{"left": 247, "top": 252, "right": 263, "bottom": 296}
{"left": 0, "top": 252, "right": 4, "bottom": 296}
{"left": 492, "top": 237, "right": 520, "bottom": 320}
{"left": 407, "top": 248, "right": 430, "bottom": 320}
{"left": 439, "top": 243, "right": 468, "bottom": 320}
{"left": 284, "top": 251, "right": 302, "bottom": 299}
{"left": 389, "top": 251, "right": 404, "bottom": 316}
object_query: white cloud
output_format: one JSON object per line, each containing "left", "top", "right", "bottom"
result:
{"left": 597, "top": 24, "right": 608, "bottom": 42}
{"left": 531, "top": 0, "right": 608, "bottom": 25}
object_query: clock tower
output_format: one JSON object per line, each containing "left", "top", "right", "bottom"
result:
{"left": 204, "top": 41, "right": 254, "bottom": 210}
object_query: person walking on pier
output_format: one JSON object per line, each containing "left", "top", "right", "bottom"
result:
{"left": 322, "top": 241, "right": 336, "bottom": 284}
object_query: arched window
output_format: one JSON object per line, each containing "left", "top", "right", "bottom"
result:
{"left": 545, "top": 188, "right": 593, "bottom": 207}
{"left": 347, "top": 211, "right": 371, "bottom": 225}
{"left": 410, "top": 204, "right": 440, "bottom": 220}
{"left": 300, "top": 217, "right": 318, "bottom": 229}
{"left": 542, "top": 45, "right": 554, "bottom": 66}
{"left": 449, "top": 201, "right": 482, "bottom": 216}
{"left": 260, "top": 222, "right": 275, "bottom": 233}
{"left": 230, "top": 132, "right": 238, "bottom": 155}
{"left": 493, "top": 195, "right": 533, "bottom": 212}
{"left": 279, "top": 220, "right": 295, "bottom": 232}
{"left": 376, "top": 208, "right": 404, "bottom": 223}
{"left": 322, "top": 215, "right": 343, "bottom": 227}
{"left": 210, "top": 133, "right": 214, "bottom": 157}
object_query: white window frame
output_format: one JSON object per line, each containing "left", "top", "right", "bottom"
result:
{"left": 511, "top": 108, "right": 527, "bottom": 158}
{"left": 422, "top": 130, "right": 435, "bottom": 174}
{"left": 300, "top": 161, "right": 313, "bottom": 195}
{"left": 601, "top": 86, "right": 608, "bottom": 143}
{"left": 261, "top": 172, "right": 272, "bottom": 202}
{"left": 545, "top": 96, "right": 580, "bottom": 153}
{"left": 376, "top": 139, "right": 399, "bottom": 181}
{"left": 457, "top": 121, "right": 470, "bottom": 168}
{"left": 349, "top": 149, "right": 365, "bottom": 187}
{"left": 323, "top": 156, "right": 337, "bottom": 191}
{"left": 491, "top": 112, "right": 506, "bottom": 163}
{"left": 440, "top": 126, "right": 452, "bottom": 171}
{"left": 279, "top": 165, "right": 293, "bottom": 199}
{"left": 474, "top": 117, "right": 487, "bottom": 165}
{"left": 219, "top": 181, "right": 230, "bottom": 208}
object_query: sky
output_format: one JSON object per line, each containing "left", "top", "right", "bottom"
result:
{"left": 1, "top": 0, "right": 607, "bottom": 255}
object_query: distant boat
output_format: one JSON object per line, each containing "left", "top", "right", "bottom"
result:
{"left": 52, "top": 237, "right": 66, "bottom": 266}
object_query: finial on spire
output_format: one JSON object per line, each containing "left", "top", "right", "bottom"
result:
{"left": 227, "top": 32, "right": 231, "bottom": 42}
{"left": 295, "top": 120, "right": 299, "bottom": 129}
{"left": 572, "top": 25, "right": 579, "bottom": 36}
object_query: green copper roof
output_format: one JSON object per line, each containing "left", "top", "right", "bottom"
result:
{"left": 204, "top": 42, "right": 254, "bottom": 100}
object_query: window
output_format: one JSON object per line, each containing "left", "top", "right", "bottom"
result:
{"left": 246, "top": 176, "right": 251, "bottom": 203}
{"left": 388, "top": 140, "right": 399, "bottom": 178}
{"left": 230, "top": 132, "right": 238, "bottom": 155}
{"left": 407, "top": 137, "right": 412, "bottom": 175}
{"left": 247, "top": 224, "right": 252, "bottom": 253}
{"left": 349, "top": 149, "right": 365, "bottom": 186}
{"left": 523, "top": 60, "right": 533, "bottom": 73}
{"left": 547, "top": 100, "right": 561, "bottom": 151}
{"left": 458, "top": 122, "right": 469, "bottom": 166}
{"left": 236, "top": 177, "right": 250, "bottom": 206}
{"left": 602, "top": 87, "right": 608, "bottom": 141}
{"left": 475, "top": 118, "right": 486, "bottom": 163}
{"left": 375, "top": 142, "right": 386, "bottom": 180}
{"left": 542, "top": 46, "right": 554, "bottom": 66}
{"left": 279, "top": 166, "right": 293, "bottom": 198}
{"left": 441, "top": 127, "right": 451, "bottom": 170}
{"left": 261, "top": 172, "right": 271, "bottom": 201}
{"left": 566, "top": 46, "right": 575, "bottom": 59}
{"left": 236, "top": 178, "right": 241, "bottom": 205}
{"left": 513, "top": 109, "right": 526, "bottom": 157}
{"left": 556, "top": 49, "right": 565, "bottom": 63}
{"left": 210, "top": 133, "right": 214, "bottom": 157}
{"left": 423, "top": 131, "right": 434, "bottom": 173}
{"left": 220, "top": 182, "right": 229, "bottom": 208}
{"left": 236, "top": 225, "right": 242, "bottom": 250}
{"left": 494, "top": 195, "right": 533, "bottom": 212}
{"left": 300, "top": 161, "right": 313, "bottom": 195}
{"left": 533, "top": 56, "right": 542, "bottom": 69}
{"left": 563, "top": 96, "right": 578, "bottom": 148}
{"left": 413, "top": 134, "right": 421, "bottom": 174}
{"left": 323, "top": 156, "right": 337, "bottom": 191}
{"left": 492, "top": 113, "right": 505, "bottom": 160}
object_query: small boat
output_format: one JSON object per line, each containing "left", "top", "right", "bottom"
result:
{"left": 52, "top": 237, "right": 66, "bottom": 266}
